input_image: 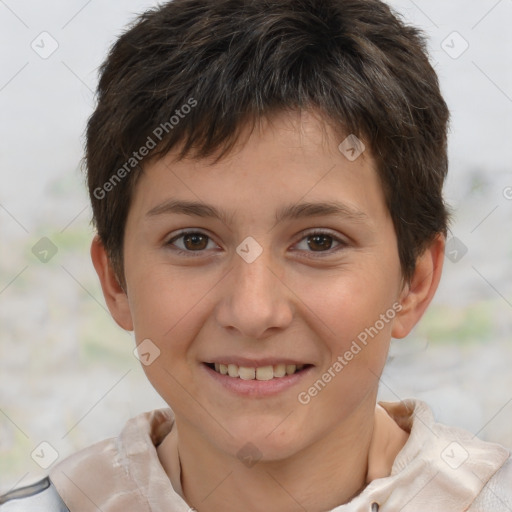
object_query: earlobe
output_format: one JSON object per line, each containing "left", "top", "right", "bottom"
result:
{"left": 392, "top": 235, "right": 445, "bottom": 339}
{"left": 90, "top": 235, "right": 134, "bottom": 331}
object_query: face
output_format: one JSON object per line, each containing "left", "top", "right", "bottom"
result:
{"left": 118, "top": 110, "right": 407, "bottom": 460}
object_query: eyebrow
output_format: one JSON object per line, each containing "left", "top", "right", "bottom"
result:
{"left": 146, "top": 199, "right": 369, "bottom": 225}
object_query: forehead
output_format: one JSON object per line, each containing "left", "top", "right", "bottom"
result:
{"left": 128, "top": 109, "right": 389, "bottom": 228}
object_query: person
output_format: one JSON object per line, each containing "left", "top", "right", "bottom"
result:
{"left": 1, "top": 0, "right": 510, "bottom": 510}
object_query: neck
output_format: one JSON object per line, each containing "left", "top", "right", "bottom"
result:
{"left": 182, "top": 418, "right": 370, "bottom": 511}
{"left": 157, "top": 397, "right": 408, "bottom": 512}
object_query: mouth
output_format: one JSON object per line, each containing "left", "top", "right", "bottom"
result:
{"left": 204, "top": 362, "right": 312, "bottom": 381}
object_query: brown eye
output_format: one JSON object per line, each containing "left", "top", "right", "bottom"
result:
{"left": 307, "top": 234, "right": 334, "bottom": 252}
{"left": 183, "top": 233, "right": 209, "bottom": 250}
{"left": 293, "top": 230, "right": 346, "bottom": 257}
{"left": 167, "top": 231, "right": 218, "bottom": 254}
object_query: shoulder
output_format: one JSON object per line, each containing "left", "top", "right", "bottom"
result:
{"left": 469, "top": 453, "right": 512, "bottom": 511}
{"left": 379, "top": 399, "right": 512, "bottom": 509}
{"left": 1, "top": 409, "right": 176, "bottom": 512}
{"left": 0, "top": 477, "right": 69, "bottom": 511}
{"left": 48, "top": 408, "right": 177, "bottom": 511}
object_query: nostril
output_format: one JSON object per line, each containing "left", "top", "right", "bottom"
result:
{"left": 371, "top": 503, "right": 379, "bottom": 511}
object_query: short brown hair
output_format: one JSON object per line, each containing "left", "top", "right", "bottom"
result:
{"left": 86, "top": 0, "right": 450, "bottom": 285}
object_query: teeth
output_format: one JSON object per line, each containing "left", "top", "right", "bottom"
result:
{"left": 239, "top": 367, "right": 256, "bottom": 380}
{"left": 273, "top": 364, "right": 286, "bottom": 378}
{"left": 210, "top": 362, "right": 306, "bottom": 380}
{"left": 286, "top": 364, "right": 296, "bottom": 375}
{"left": 256, "top": 366, "right": 273, "bottom": 381}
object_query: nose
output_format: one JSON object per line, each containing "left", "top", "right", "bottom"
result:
{"left": 214, "top": 246, "right": 294, "bottom": 340}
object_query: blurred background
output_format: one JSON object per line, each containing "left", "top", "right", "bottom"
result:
{"left": 1, "top": 0, "right": 511, "bottom": 493}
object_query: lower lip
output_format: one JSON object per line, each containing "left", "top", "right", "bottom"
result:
{"left": 201, "top": 363, "right": 314, "bottom": 397}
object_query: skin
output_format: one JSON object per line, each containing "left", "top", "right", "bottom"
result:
{"left": 92, "top": 109, "right": 444, "bottom": 511}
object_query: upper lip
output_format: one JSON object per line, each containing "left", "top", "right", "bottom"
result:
{"left": 204, "top": 357, "right": 311, "bottom": 367}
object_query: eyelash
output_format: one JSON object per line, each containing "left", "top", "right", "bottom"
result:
{"left": 165, "top": 229, "right": 347, "bottom": 258}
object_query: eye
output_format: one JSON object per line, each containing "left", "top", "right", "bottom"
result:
{"left": 293, "top": 230, "right": 346, "bottom": 255}
{"left": 165, "top": 229, "right": 347, "bottom": 257}
{"left": 166, "top": 230, "right": 219, "bottom": 254}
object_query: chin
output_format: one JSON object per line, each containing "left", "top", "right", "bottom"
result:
{"left": 218, "top": 419, "right": 308, "bottom": 463}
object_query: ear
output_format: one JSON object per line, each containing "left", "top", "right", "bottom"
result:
{"left": 392, "top": 235, "right": 445, "bottom": 339}
{"left": 90, "top": 235, "right": 134, "bottom": 331}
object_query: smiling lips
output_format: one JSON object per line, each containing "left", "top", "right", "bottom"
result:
{"left": 208, "top": 362, "right": 307, "bottom": 381}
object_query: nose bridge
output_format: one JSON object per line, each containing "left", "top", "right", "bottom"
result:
{"left": 235, "top": 248, "right": 275, "bottom": 302}
{"left": 215, "top": 241, "right": 293, "bottom": 338}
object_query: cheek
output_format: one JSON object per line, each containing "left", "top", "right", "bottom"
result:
{"left": 292, "top": 262, "right": 399, "bottom": 421}
{"left": 127, "top": 264, "right": 206, "bottom": 340}
{"left": 128, "top": 275, "right": 204, "bottom": 413}
{"left": 296, "top": 265, "right": 398, "bottom": 350}
{"left": 294, "top": 273, "right": 395, "bottom": 431}
{"left": 126, "top": 265, "right": 215, "bottom": 386}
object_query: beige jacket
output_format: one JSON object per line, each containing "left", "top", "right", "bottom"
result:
{"left": 45, "top": 399, "right": 511, "bottom": 511}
